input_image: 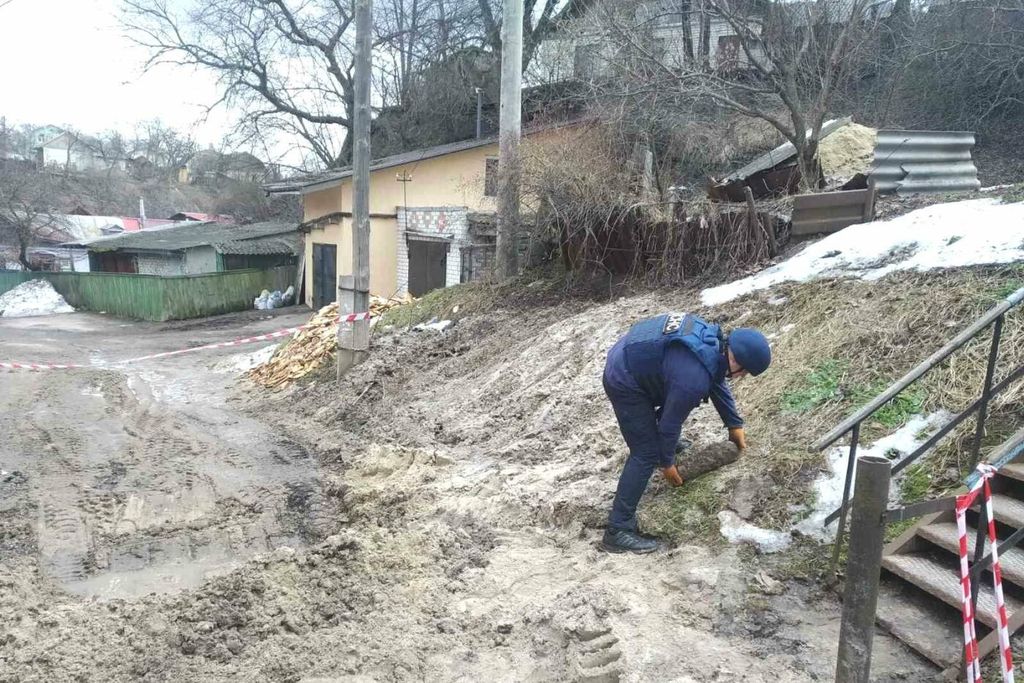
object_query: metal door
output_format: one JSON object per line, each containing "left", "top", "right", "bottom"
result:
{"left": 312, "top": 243, "right": 337, "bottom": 310}
{"left": 407, "top": 240, "right": 448, "bottom": 297}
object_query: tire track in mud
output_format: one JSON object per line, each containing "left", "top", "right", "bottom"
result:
{"left": 1, "top": 362, "right": 338, "bottom": 599}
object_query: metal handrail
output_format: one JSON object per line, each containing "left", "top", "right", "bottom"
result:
{"left": 816, "top": 286, "right": 1024, "bottom": 451}
{"left": 822, "top": 286, "right": 1024, "bottom": 571}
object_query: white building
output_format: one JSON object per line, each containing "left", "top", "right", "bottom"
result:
{"left": 36, "top": 132, "right": 128, "bottom": 173}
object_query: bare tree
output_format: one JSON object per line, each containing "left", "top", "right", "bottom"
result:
{"left": 892, "top": 0, "right": 1024, "bottom": 128}
{"left": 123, "top": 0, "right": 359, "bottom": 167}
{"left": 580, "top": 0, "right": 884, "bottom": 189}
{"left": 124, "top": 0, "right": 582, "bottom": 168}
{"left": 476, "top": 0, "right": 595, "bottom": 69}
{"left": 0, "top": 167, "right": 59, "bottom": 270}
{"left": 134, "top": 120, "right": 198, "bottom": 171}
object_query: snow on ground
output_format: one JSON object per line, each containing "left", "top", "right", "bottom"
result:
{"left": 717, "top": 510, "right": 793, "bottom": 553}
{"left": 212, "top": 343, "right": 280, "bottom": 374}
{"left": 702, "top": 198, "right": 1024, "bottom": 306}
{"left": 795, "top": 411, "right": 952, "bottom": 541}
{"left": 0, "top": 280, "right": 74, "bottom": 318}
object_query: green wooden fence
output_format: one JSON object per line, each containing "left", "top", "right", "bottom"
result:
{"left": 0, "top": 267, "right": 297, "bottom": 321}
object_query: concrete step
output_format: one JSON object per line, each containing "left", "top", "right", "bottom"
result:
{"left": 881, "top": 553, "right": 1024, "bottom": 629}
{"left": 998, "top": 461, "right": 1024, "bottom": 483}
{"left": 876, "top": 576, "right": 966, "bottom": 669}
{"left": 917, "top": 522, "right": 1024, "bottom": 588}
{"left": 982, "top": 494, "right": 1024, "bottom": 529}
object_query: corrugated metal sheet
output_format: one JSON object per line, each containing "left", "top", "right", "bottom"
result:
{"left": 791, "top": 188, "right": 875, "bottom": 236}
{"left": 871, "top": 130, "right": 980, "bottom": 195}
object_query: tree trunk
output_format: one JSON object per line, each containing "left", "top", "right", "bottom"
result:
{"left": 18, "top": 240, "right": 36, "bottom": 271}
{"left": 681, "top": 0, "right": 695, "bottom": 62}
{"left": 796, "top": 139, "right": 821, "bottom": 192}
{"left": 699, "top": 2, "right": 711, "bottom": 69}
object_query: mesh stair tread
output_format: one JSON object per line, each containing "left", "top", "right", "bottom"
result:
{"left": 881, "top": 553, "right": 1022, "bottom": 628}
{"left": 980, "top": 494, "right": 1024, "bottom": 529}
{"left": 917, "top": 522, "right": 1024, "bottom": 588}
{"left": 876, "top": 576, "right": 964, "bottom": 668}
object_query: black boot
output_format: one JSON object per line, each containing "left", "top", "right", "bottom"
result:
{"left": 601, "top": 528, "right": 659, "bottom": 554}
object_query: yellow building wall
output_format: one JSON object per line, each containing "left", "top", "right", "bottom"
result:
{"left": 300, "top": 126, "right": 576, "bottom": 304}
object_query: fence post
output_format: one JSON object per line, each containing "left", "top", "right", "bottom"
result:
{"left": 836, "top": 455, "right": 891, "bottom": 683}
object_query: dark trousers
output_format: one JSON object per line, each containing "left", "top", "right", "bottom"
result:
{"left": 603, "top": 376, "right": 662, "bottom": 531}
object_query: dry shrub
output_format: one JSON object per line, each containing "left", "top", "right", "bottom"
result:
{"left": 521, "top": 125, "right": 782, "bottom": 284}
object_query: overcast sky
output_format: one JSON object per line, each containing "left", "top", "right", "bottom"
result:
{"left": 0, "top": 0, "right": 234, "bottom": 144}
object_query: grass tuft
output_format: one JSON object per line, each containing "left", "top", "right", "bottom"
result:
{"left": 781, "top": 360, "right": 848, "bottom": 413}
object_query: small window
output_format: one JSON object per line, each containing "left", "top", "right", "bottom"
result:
{"left": 484, "top": 157, "right": 499, "bottom": 197}
{"left": 573, "top": 44, "right": 600, "bottom": 80}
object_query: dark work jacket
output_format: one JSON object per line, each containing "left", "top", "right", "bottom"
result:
{"left": 604, "top": 314, "right": 743, "bottom": 467}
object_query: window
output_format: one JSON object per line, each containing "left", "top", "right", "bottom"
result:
{"left": 573, "top": 44, "right": 600, "bottom": 80}
{"left": 484, "top": 157, "right": 499, "bottom": 197}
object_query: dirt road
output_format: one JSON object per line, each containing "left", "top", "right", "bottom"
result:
{"left": 1, "top": 309, "right": 325, "bottom": 600}
{"left": 0, "top": 305, "right": 936, "bottom": 681}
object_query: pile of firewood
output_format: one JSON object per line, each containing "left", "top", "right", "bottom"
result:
{"left": 247, "top": 294, "right": 412, "bottom": 389}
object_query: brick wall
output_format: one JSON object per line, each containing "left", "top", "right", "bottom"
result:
{"left": 135, "top": 252, "right": 185, "bottom": 276}
{"left": 396, "top": 206, "right": 470, "bottom": 295}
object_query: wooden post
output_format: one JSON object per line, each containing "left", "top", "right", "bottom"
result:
{"left": 744, "top": 186, "right": 775, "bottom": 257}
{"left": 494, "top": 0, "right": 523, "bottom": 280}
{"left": 863, "top": 177, "right": 878, "bottom": 222}
{"left": 338, "top": 0, "right": 372, "bottom": 378}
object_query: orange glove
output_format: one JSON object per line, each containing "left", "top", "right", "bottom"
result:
{"left": 728, "top": 427, "right": 747, "bottom": 451}
{"left": 662, "top": 465, "right": 684, "bottom": 487}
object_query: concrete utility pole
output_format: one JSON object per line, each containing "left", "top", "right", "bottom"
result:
{"left": 338, "top": 0, "right": 373, "bottom": 378}
{"left": 495, "top": 0, "right": 523, "bottom": 280}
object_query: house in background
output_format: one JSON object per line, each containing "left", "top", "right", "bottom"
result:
{"left": 264, "top": 122, "right": 583, "bottom": 308}
{"left": 167, "top": 212, "right": 234, "bottom": 223}
{"left": 30, "top": 125, "right": 64, "bottom": 149}
{"left": 183, "top": 149, "right": 268, "bottom": 185}
{"left": 75, "top": 220, "right": 300, "bottom": 276}
{"left": 34, "top": 131, "right": 131, "bottom": 173}
{"left": 534, "top": 0, "right": 769, "bottom": 82}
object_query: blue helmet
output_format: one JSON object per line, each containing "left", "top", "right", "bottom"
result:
{"left": 729, "top": 328, "right": 772, "bottom": 376}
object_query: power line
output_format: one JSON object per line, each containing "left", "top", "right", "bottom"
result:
{"left": 0, "top": 0, "right": 18, "bottom": 10}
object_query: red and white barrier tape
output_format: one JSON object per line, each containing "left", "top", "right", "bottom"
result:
{"left": 0, "top": 361, "right": 88, "bottom": 371}
{"left": 956, "top": 463, "right": 1015, "bottom": 683}
{"left": 1, "top": 311, "right": 372, "bottom": 372}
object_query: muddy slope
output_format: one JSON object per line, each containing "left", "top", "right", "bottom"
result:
{"left": 0, "top": 298, "right": 934, "bottom": 681}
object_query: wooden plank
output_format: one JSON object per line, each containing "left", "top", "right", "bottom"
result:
{"left": 792, "top": 189, "right": 871, "bottom": 210}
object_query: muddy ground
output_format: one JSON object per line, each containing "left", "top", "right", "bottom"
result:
{"left": 0, "top": 304, "right": 936, "bottom": 682}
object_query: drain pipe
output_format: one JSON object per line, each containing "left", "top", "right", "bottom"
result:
{"left": 835, "top": 455, "right": 891, "bottom": 683}
{"left": 475, "top": 87, "right": 483, "bottom": 139}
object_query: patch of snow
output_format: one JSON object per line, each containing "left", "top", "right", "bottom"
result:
{"left": 795, "top": 411, "right": 951, "bottom": 541}
{"left": 212, "top": 343, "right": 280, "bottom": 374}
{"left": 701, "top": 199, "right": 1024, "bottom": 306}
{"left": 768, "top": 323, "right": 796, "bottom": 341}
{"left": 717, "top": 510, "right": 792, "bottom": 553}
{"left": 767, "top": 295, "right": 788, "bottom": 306}
{"left": 980, "top": 184, "right": 1014, "bottom": 192}
{"left": 0, "top": 280, "right": 74, "bottom": 318}
{"left": 413, "top": 319, "right": 454, "bottom": 333}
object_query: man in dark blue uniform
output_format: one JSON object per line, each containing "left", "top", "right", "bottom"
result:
{"left": 601, "top": 313, "right": 772, "bottom": 553}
